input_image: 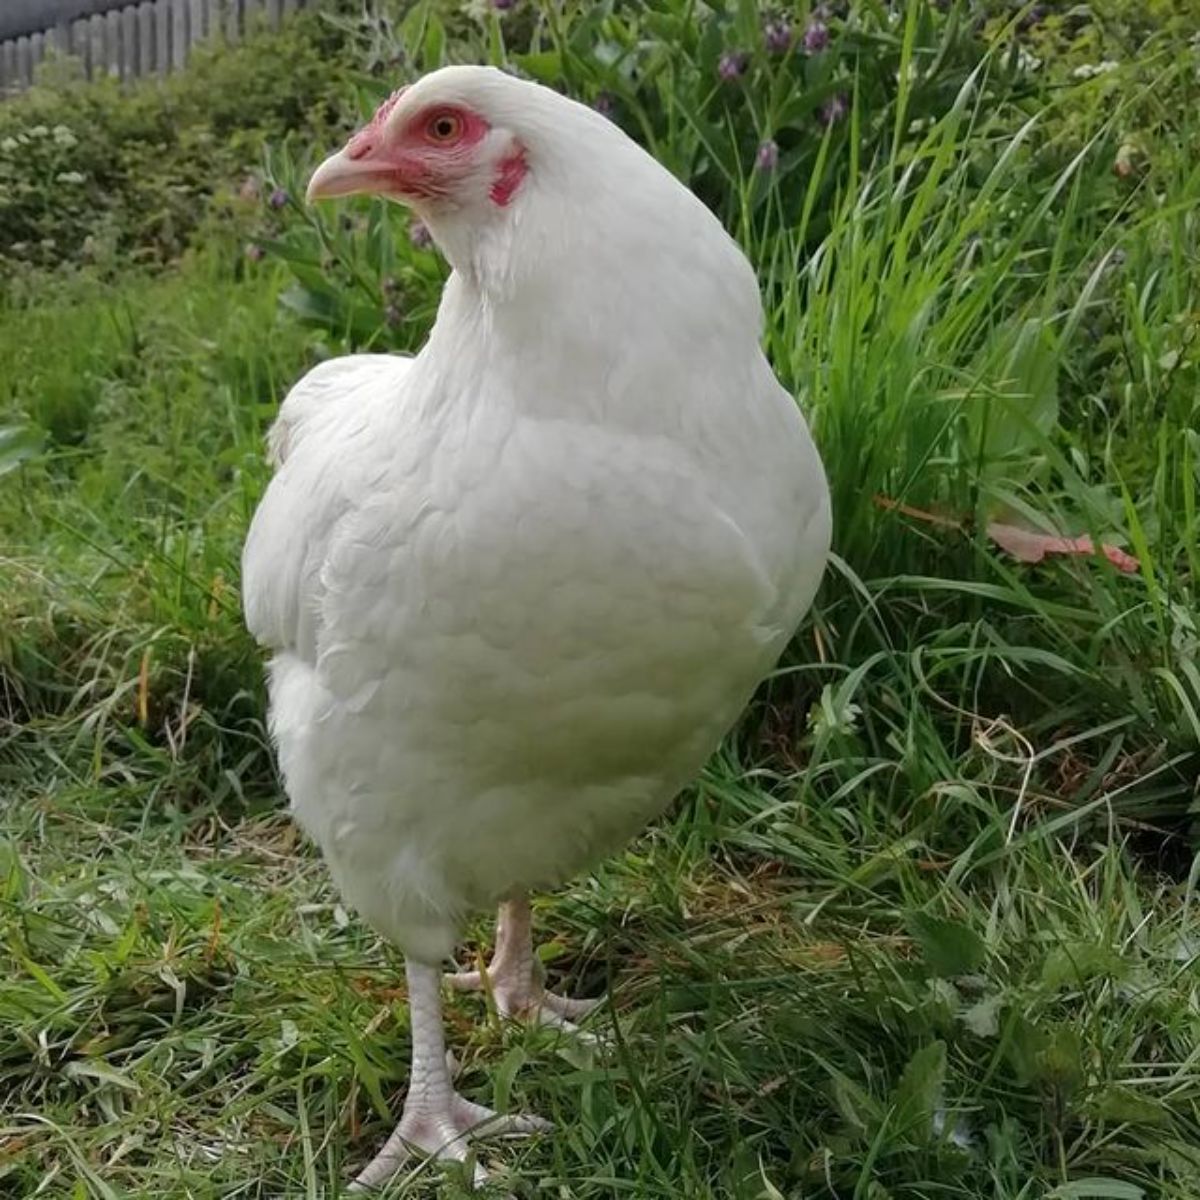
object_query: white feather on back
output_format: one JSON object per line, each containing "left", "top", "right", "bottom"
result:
{"left": 243, "top": 353, "right": 412, "bottom": 661}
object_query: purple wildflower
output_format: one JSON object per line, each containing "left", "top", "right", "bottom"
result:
{"left": 818, "top": 93, "right": 849, "bottom": 126}
{"left": 593, "top": 92, "right": 616, "bottom": 120}
{"left": 1018, "top": 4, "right": 1048, "bottom": 31}
{"left": 408, "top": 219, "right": 433, "bottom": 249}
{"left": 763, "top": 17, "right": 793, "bottom": 54}
{"left": 244, "top": 243, "right": 264, "bottom": 263}
{"left": 717, "top": 51, "right": 749, "bottom": 81}
{"left": 755, "top": 140, "right": 780, "bottom": 172}
{"left": 802, "top": 18, "right": 830, "bottom": 54}
{"left": 492, "top": 0, "right": 516, "bottom": 9}
{"left": 268, "top": 187, "right": 289, "bottom": 210}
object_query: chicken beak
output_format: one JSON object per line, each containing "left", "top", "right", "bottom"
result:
{"left": 306, "top": 147, "right": 394, "bottom": 203}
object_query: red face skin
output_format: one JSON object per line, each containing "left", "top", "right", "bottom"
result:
{"left": 307, "top": 89, "right": 528, "bottom": 209}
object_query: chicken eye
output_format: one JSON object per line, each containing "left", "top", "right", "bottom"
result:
{"left": 427, "top": 113, "right": 462, "bottom": 142}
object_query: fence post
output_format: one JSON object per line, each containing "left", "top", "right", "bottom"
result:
{"left": 193, "top": 0, "right": 210, "bottom": 43}
{"left": 30, "top": 31, "right": 45, "bottom": 83}
{"left": 125, "top": 5, "right": 134, "bottom": 77}
{"left": 87, "top": 14, "right": 102, "bottom": 80}
{"left": 50, "top": 21, "right": 71, "bottom": 61}
{"left": 154, "top": 0, "right": 170, "bottom": 74}
{"left": 137, "top": 3, "right": 154, "bottom": 76}
{"left": 103, "top": 9, "right": 119, "bottom": 76}
{"left": 0, "top": 40, "right": 15, "bottom": 92}
{"left": 170, "top": 0, "right": 187, "bottom": 68}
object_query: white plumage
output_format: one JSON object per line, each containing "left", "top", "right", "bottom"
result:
{"left": 242, "top": 65, "right": 830, "bottom": 1190}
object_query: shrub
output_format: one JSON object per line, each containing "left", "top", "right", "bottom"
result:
{"left": 0, "top": 8, "right": 353, "bottom": 282}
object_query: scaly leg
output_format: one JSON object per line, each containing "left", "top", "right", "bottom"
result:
{"left": 349, "top": 959, "right": 549, "bottom": 1193}
{"left": 445, "top": 894, "right": 600, "bottom": 1031}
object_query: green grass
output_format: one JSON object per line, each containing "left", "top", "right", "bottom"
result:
{"left": 2, "top": 2, "right": 1200, "bottom": 1197}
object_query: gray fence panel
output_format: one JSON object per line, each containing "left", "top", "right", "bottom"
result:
{"left": 1, "top": 0, "right": 311, "bottom": 91}
{"left": 0, "top": 3, "right": 123, "bottom": 42}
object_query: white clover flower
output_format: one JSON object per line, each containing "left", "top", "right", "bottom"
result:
{"left": 1015, "top": 47, "right": 1042, "bottom": 73}
{"left": 0, "top": 137, "right": 17, "bottom": 153}
{"left": 52, "top": 125, "right": 77, "bottom": 148}
{"left": 28, "top": 124, "right": 49, "bottom": 138}
{"left": 932, "top": 1108, "right": 974, "bottom": 1150}
{"left": 55, "top": 171, "right": 86, "bottom": 185}
{"left": 1072, "top": 60, "right": 1119, "bottom": 79}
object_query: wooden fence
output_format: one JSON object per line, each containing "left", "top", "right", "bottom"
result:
{"left": 0, "top": 0, "right": 313, "bottom": 94}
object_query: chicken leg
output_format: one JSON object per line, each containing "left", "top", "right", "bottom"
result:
{"left": 445, "top": 894, "right": 600, "bottom": 1031}
{"left": 350, "top": 959, "right": 549, "bottom": 1192}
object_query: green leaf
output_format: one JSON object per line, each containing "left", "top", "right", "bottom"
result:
{"left": 1045, "top": 1180, "right": 1145, "bottom": 1199}
{"left": 757, "top": 1169, "right": 788, "bottom": 1200}
{"left": 905, "top": 911, "right": 987, "bottom": 976}
{"left": 969, "top": 316, "right": 1060, "bottom": 471}
{"left": 398, "top": 0, "right": 433, "bottom": 61}
{"left": 0, "top": 423, "right": 44, "bottom": 477}
{"left": 1039, "top": 1024, "right": 1084, "bottom": 1094}
{"left": 1006, "top": 1017, "right": 1084, "bottom": 1093}
{"left": 11, "top": 944, "right": 66, "bottom": 1000}
{"left": 422, "top": 14, "right": 446, "bottom": 69}
{"left": 535, "top": 938, "right": 567, "bottom": 964}
{"left": 960, "top": 993, "right": 1003, "bottom": 1038}
{"left": 63, "top": 1058, "right": 141, "bottom": 1093}
{"left": 278, "top": 284, "right": 340, "bottom": 325}
{"left": 829, "top": 1069, "right": 881, "bottom": 1137}
{"left": 513, "top": 51, "right": 564, "bottom": 84}
{"left": 491, "top": 1044, "right": 527, "bottom": 1116}
{"left": 1086, "top": 1085, "right": 1170, "bottom": 1128}
{"left": 1041, "top": 942, "right": 1125, "bottom": 989}
{"left": 0, "top": 839, "right": 25, "bottom": 902}
{"left": 891, "top": 1041, "right": 946, "bottom": 1141}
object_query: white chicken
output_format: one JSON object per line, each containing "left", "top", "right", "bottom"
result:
{"left": 242, "top": 65, "right": 830, "bottom": 1191}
